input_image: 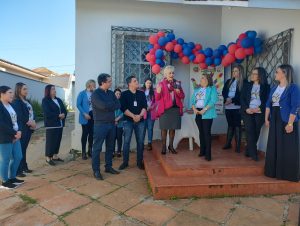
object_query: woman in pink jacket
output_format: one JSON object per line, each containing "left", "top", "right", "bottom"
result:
{"left": 155, "top": 65, "right": 185, "bottom": 155}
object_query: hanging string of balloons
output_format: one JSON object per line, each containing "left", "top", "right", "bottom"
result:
{"left": 145, "top": 30, "right": 263, "bottom": 74}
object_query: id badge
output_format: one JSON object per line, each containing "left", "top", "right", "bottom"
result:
{"left": 134, "top": 101, "right": 137, "bottom": 107}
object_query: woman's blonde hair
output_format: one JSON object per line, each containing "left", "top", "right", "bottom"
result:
{"left": 231, "top": 65, "right": 244, "bottom": 91}
{"left": 85, "top": 79, "right": 96, "bottom": 89}
{"left": 163, "top": 65, "right": 175, "bottom": 77}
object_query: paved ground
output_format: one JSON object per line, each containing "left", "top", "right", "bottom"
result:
{"left": 0, "top": 113, "right": 299, "bottom": 226}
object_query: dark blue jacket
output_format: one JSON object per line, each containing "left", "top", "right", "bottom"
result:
{"left": 42, "top": 97, "right": 67, "bottom": 128}
{"left": 222, "top": 78, "right": 248, "bottom": 106}
{"left": 12, "top": 98, "right": 32, "bottom": 132}
{"left": 266, "top": 83, "right": 300, "bottom": 122}
{"left": 241, "top": 82, "right": 270, "bottom": 114}
{"left": 0, "top": 101, "right": 18, "bottom": 143}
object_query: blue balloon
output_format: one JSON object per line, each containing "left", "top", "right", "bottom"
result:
{"left": 236, "top": 59, "right": 244, "bottom": 64}
{"left": 164, "top": 36, "right": 171, "bottom": 43}
{"left": 213, "top": 49, "right": 222, "bottom": 58}
{"left": 177, "top": 38, "right": 184, "bottom": 45}
{"left": 167, "top": 33, "right": 176, "bottom": 41}
{"left": 183, "top": 47, "right": 192, "bottom": 56}
{"left": 254, "top": 38, "right": 263, "bottom": 47}
{"left": 204, "top": 48, "right": 213, "bottom": 57}
{"left": 155, "top": 49, "right": 164, "bottom": 58}
{"left": 160, "top": 61, "right": 166, "bottom": 67}
{"left": 182, "top": 43, "right": 188, "bottom": 49}
{"left": 189, "top": 54, "right": 196, "bottom": 61}
{"left": 198, "top": 50, "right": 205, "bottom": 54}
{"left": 241, "top": 37, "right": 254, "bottom": 48}
{"left": 247, "top": 30, "right": 257, "bottom": 39}
{"left": 255, "top": 46, "right": 263, "bottom": 54}
{"left": 218, "top": 45, "right": 227, "bottom": 51}
{"left": 188, "top": 42, "right": 195, "bottom": 49}
{"left": 171, "top": 52, "right": 179, "bottom": 59}
{"left": 214, "top": 57, "right": 222, "bottom": 66}
{"left": 223, "top": 50, "right": 228, "bottom": 55}
{"left": 205, "top": 57, "right": 213, "bottom": 66}
{"left": 155, "top": 59, "right": 163, "bottom": 64}
{"left": 148, "top": 44, "right": 154, "bottom": 50}
{"left": 158, "top": 37, "right": 167, "bottom": 46}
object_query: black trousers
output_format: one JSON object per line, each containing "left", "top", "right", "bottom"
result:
{"left": 17, "top": 126, "right": 33, "bottom": 174}
{"left": 265, "top": 107, "right": 300, "bottom": 182}
{"left": 115, "top": 126, "right": 123, "bottom": 153}
{"left": 81, "top": 111, "right": 94, "bottom": 153}
{"left": 225, "top": 109, "right": 241, "bottom": 127}
{"left": 45, "top": 128, "right": 63, "bottom": 158}
{"left": 243, "top": 113, "right": 264, "bottom": 158}
{"left": 195, "top": 111, "right": 213, "bottom": 160}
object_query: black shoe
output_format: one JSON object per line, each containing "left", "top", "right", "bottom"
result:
{"left": 117, "top": 152, "right": 122, "bottom": 158}
{"left": 24, "top": 169, "right": 33, "bottom": 173}
{"left": 147, "top": 143, "right": 152, "bottom": 151}
{"left": 82, "top": 153, "right": 87, "bottom": 160}
{"left": 161, "top": 146, "right": 166, "bottom": 155}
{"left": 222, "top": 144, "right": 232, "bottom": 149}
{"left": 1, "top": 181, "right": 18, "bottom": 189}
{"left": 205, "top": 156, "right": 211, "bottom": 161}
{"left": 118, "top": 162, "right": 128, "bottom": 170}
{"left": 10, "top": 178, "right": 25, "bottom": 185}
{"left": 223, "top": 127, "right": 234, "bottom": 149}
{"left": 46, "top": 159, "right": 56, "bottom": 166}
{"left": 168, "top": 146, "right": 177, "bottom": 154}
{"left": 198, "top": 152, "right": 205, "bottom": 157}
{"left": 17, "top": 173, "right": 26, "bottom": 177}
{"left": 87, "top": 147, "right": 92, "bottom": 158}
{"left": 93, "top": 171, "right": 104, "bottom": 180}
{"left": 53, "top": 157, "right": 64, "bottom": 162}
{"left": 137, "top": 162, "right": 145, "bottom": 170}
{"left": 105, "top": 168, "right": 120, "bottom": 174}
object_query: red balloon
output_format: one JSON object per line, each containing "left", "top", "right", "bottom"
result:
{"left": 178, "top": 52, "right": 184, "bottom": 58}
{"left": 228, "top": 44, "right": 238, "bottom": 54}
{"left": 195, "top": 44, "right": 202, "bottom": 50}
{"left": 245, "top": 47, "right": 254, "bottom": 55}
{"left": 146, "top": 53, "right": 152, "bottom": 62}
{"left": 157, "top": 31, "right": 165, "bottom": 37}
{"left": 165, "top": 42, "right": 174, "bottom": 52}
{"left": 153, "top": 44, "right": 160, "bottom": 50}
{"left": 192, "top": 49, "right": 198, "bottom": 54}
{"left": 181, "top": 56, "right": 190, "bottom": 64}
{"left": 152, "top": 64, "right": 161, "bottom": 74}
{"left": 237, "top": 40, "right": 242, "bottom": 48}
{"left": 221, "top": 59, "right": 229, "bottom": 67}
{"left": 193, "top": 59, "right": 199, "bottom": 64}
{"left": 199, "top": 63, "right": 208, "bottom": 69}
{"left": 196, "top": 53, "right": 206, "bottom": 63}
{"left": 174, "top": 44, "right": 183, "bottom": 53}
{"left": 149, "top": 54, "right": 156, "bottom": 61}
{"left": 172, "top": 40, "right": 177, "bottom": 45}
{"left": 149, "top": 60, "right": 155, "bottom": 66}
{"left": 238, "top": 33, "right": 247, "bottom": 40}
{"left": 149, "top": 49, "right": 155, "bottom": 54}
{"left": 225, "top": 53, "right": 236, "bottom": 64}
{"left": 149, "top": 35, "right": 158, "bottom": 45}
{"left": 235, "top": 48, "right": 246, "bottom": 59}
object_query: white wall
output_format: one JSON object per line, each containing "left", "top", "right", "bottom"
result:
{"left": 74, "top": 0, "right": 222, "bottom": 150}
{"left": 221, "top": 7, "right": 300, "bottom": 151}
{"left": 0, "top": 71, "right": 65, "bottom": 102}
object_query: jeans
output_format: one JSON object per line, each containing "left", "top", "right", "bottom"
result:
{"left": 17, "top": 127, "right": 33, "bottom": 174}
{"left": 123, "top": 120, "right": 145, "bottom": 165}
{"left": 0, "top": 140, "right": 22, "bottom": 182}
{"left": 81, "top": 111, "right": 94, "bottom": 153}
{"left": 144, "top": 112, "right": 155, "bottom": 144}
{"left": 115, "top": 126, "right": 123, "bottom": 153}
{"left": 92, "top": 123, "right": 115, "bottom": 172}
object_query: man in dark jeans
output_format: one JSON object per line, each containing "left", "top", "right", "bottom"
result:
{"left": 91, "top": 73, "right": 120, "bottom": 180}
{"left": 119, "top": 75, "right": 147, "bottom": 170}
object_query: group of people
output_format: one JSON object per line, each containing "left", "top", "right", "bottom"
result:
{"left": 1, "top": 63, "right": 299, "bottom": 189}
{"left": 0, "top": 83, "right": 67, "bottom": 189}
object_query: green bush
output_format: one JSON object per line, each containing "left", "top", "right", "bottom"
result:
{"left": 29, "top": 99, "right": 43, "bottom": 122}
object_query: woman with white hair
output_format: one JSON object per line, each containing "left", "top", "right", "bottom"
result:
{"left": 76, "top": 79, "right": 96, "bottom": 160}
{"left": 155, "top": 65, "right": 185, "bottom": 155}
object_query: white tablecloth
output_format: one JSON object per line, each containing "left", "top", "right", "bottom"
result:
{"left": 166, "top": 112, "right": 199, "bottom": 150}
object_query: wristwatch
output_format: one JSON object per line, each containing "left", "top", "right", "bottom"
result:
{"left": 204, "top": 107, "right": 208, "bottom": 111}
{"left": 287, "top": 123, "right": 293, "bottom": 127}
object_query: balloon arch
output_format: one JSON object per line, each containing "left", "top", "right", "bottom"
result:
{"left": 145, "top": 30, "right": 263, "bottom": 74}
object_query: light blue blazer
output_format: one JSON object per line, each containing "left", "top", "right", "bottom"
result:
{"left": 77, "top": 90, "right": 91, "bottom": 125}
{"left": 191, "top": 85, "right": 218, "bottom": 119}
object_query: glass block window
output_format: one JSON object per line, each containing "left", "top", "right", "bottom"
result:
{"left": 111, "top": 26, "right": 173, "bottom": 89}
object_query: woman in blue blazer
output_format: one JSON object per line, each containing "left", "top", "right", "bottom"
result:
{"left": 0, "top": 86, "right": 23, "bottom": 189}
{"left": 12, "top": 82, "right": 36, "bottom": 177}
{"left": 76, "top": 79, "right": 96, "bottom": 159}
{"left": 264, "top": 64, "right": 300, "bottom": 182}
{"left": 191, "top": 74, "right": 218, "bottom": 161}
{"left": 42, "top": 85, "right": 67, "bottom": 166}
{"left": 241, "top": 67, "right": 270, "bottom": 161}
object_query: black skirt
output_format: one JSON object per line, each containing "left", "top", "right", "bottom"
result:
{"left": 264, "top": 107, "right": 300, "bottom": 182}
{"left": 159, "top": 107, "right": 181, "bottom": 130}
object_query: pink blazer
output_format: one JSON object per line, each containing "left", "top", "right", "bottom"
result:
{"left": 155, "top": 79, "right": 185, "bottom": 117}
{"left": 141, "top": 89, "right": 158, "bottom": 121}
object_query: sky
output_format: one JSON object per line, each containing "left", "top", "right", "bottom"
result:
{"left": 0, "top": 0, "right": 75, "bottom": 74}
